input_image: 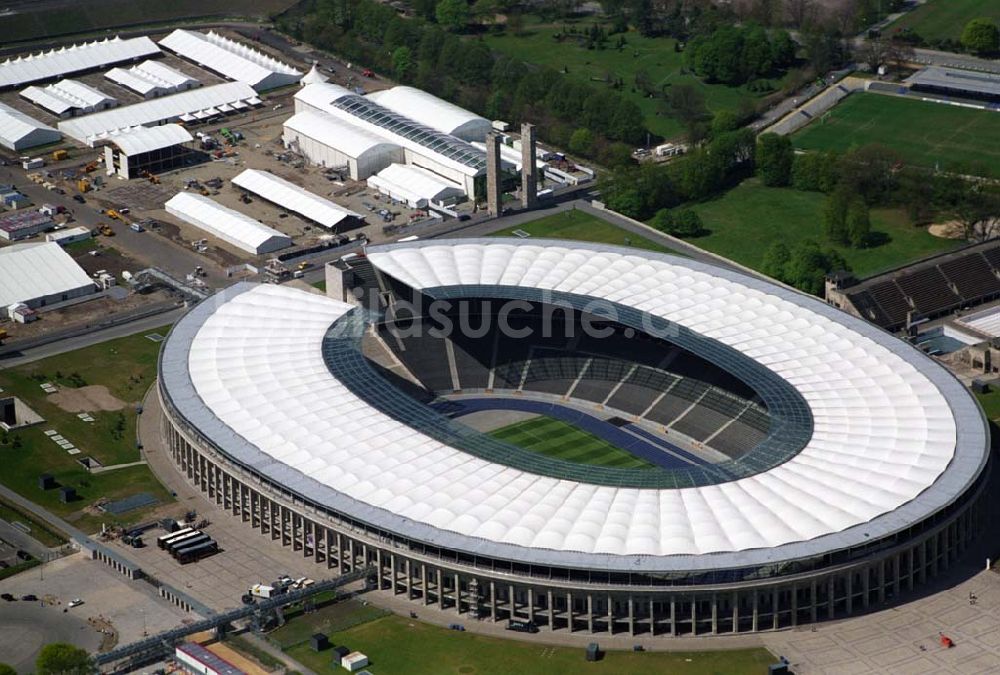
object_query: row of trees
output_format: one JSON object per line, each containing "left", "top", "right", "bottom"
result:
{"left": 684, "top": 23, "right": 796, "bottom": 86}
{"left": 289, "top": 0, "right": 648, "bottom": 160}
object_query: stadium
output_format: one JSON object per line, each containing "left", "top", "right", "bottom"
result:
{"left": 157, "top": 239, "right": 991, "bottom": 635}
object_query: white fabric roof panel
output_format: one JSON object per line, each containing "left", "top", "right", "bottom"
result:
{"left": 367, "top": 86, "right": 492, "bottom": 141}
{"left": 165, "top": 242, "right": 987, "bottom": 566}
{"left": 284, "top": 110, "right": 399, "bottom": 160}
{"left": 231, "top": 169, "right": 360, "bottom": 230}
{"left": 160, "top": 30, "right": 301, "bottom": 91}
{"left": 370, "top": 163, "right": 465, "bottom": 202}
{"left": 21, "top": 79, "right": 116, "bottom": 116}
{"left": 165, "top": 192, "right": 291, "bottom": 255}
{"left": 109, "top": 124, "right": 192, "bottom": 156}
{"left": 0, "top": 36, "right": 160, "bottom": 89}
{"left": 0, "top": 102, "right": 60, "bottom": 150}
{"left": 57, "top": 82, "right": 258, "bottom": 145}
{"left": 0, "top": 242, "right": 94, "bottom": 308}
{"left": 105, "top": 60, "right": 199, "bottom": 96}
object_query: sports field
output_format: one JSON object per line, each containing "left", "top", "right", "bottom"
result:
{"left": 492, "top": 209, "right": 679, "bottom": 254}
{"left": 792, "top": 93, "right": 1000, "bottom": 176}
{"left": 687, "top": 179, "right": 959, "bottom": 279}
{"left": 284, "top": 610, "right": 775, "bottom": 675}
{"left": 889, "top": 0, "right": 1000, "bottom": 43}
{"left": 489, "top": 416, "right": 652, "bottom": 469}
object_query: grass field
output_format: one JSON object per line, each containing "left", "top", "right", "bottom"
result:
{"left": 687, "top": 179, "right": 960, "bottom": 279}
{"left": 489, "top": 416, "right": 653, "bottom": 469}
{"left": 0, "top": 327, "right": 174, "bottom": 532}
{"left": 482, "top": 19, "right": 772, "bottom": 139}
{"left": 492, "top": 209, "right": 678, "bottom": 254}
{"left": 0, "top": 498, "right": 68, "bottom": 547}
{"left": 792, "top": 93, "right": 1000, "bottom": 176}
{"left": 285, "top": 612, "right": 775, "bottom": 675}
{"left": 0, "top": 0, "right": 296, "bottom": 43}
{"left": 889, "top": 0, "right": 1000, "bottom": 43}
{"left": 975, "top": 390, "right": 1000, "bottom": 421}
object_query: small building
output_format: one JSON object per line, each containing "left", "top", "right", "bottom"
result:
{"left": 59, "top": 486, "right": 76, "bottom": 503}
{"left": 102, "top": 124, "right": 194, "bottom": 179}
{"left": 1, "top": 189, "right": 30, "bottom": 211}
{"left": 38, "top": 473, "right": 55, "bottom": 490}
{"left": 906, "top": 66, "right": 1000, "bottom": 103}
{"left": 46, "top": 226, "right": 92, "bottom": 246}
{"left": 310, "top": 633, "right": 329, "bottom": 652}
{"left": 0, "top": 210, "right": 53, "bottom": 241}
{"left": 174, "top": 642, "right": 247, "bottom": 675}
{"left": 165, "top": 192, "right": 291, "bottom": 256}
{"left": 341, "top": 652, "right": 369, "bottom": 672}
{"left": 0, "top": 242, "right": 95, "bottom": 317}
{"left": 21, "top": 79, "right": 117, "bottom": 118}
{"left": 0, "top": 102, "right": 61, "bottom": 151}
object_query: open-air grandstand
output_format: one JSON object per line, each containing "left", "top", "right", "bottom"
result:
{"left": 826, "top": 239, "right": 1000, "bottom": 332}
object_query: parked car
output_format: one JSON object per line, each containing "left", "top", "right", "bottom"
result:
{"left": 0, "top": 593, "right": 15, "bottom": 601}
{"left": 68, "top": 598, "right": 84, "bottom": 608}
{"left": 21, "top": 594, "right": 37, "bottom": 602}
{"left": 72, "top": 194, "right": 85, "bottom": 204}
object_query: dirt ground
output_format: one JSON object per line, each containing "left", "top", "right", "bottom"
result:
{"left": 48, "top": 384, "right": 126, "bottom": 412}
{"left": 929, "top": 221, "right": 965, "bottom": 239}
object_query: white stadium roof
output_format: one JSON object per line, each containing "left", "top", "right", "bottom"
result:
{"left": 283, "top": 110, "right": 399, "bottom": 160}
{"left": 58, "top": 82, "right": 258, "bottom": 146}
{"left": 0, "top": 36, "right": 160, "bottom": 90}
{"left": 21, "top": 79, "right": 116, "bottom": 116}
{"left": 160, "top": 29, "right": 301, "bottom": 91}
{"left": 160, "top": 241, "right": 987, "bottom": 571}
{"left": 0, "top": 102, "right": 60, "bottom": 151}
{"left": 105, "top": 60, "right": 200, "bottom": 97}
{"left": 367, "top": 163, "right": 465, "bottom": 207}
{"left": 0, "top": 242, "right": 93, "bottom": 308}
{"left": 367, "top": 86, "right": 492, "bottom": 141}
{"left": 165, "top": 192, "right": 291, "bottom": 255}
{"left": 231, "top": 169, "right": 360, "bottom": 230}
{"left": 108, "top": 124, "right": 193, "bottom": 155}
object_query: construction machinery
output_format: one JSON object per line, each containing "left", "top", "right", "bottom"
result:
{"left": 140, "top": 169, "right": 160, "bottom": 185}
{"left": 51, "top": 149, "right": 69, "bottom": 161}
{"left": 98, "top": 224, "right": 114, "bottom": 236}
{"left": 0, "top": 328, "right": 7, "bottom": 345}
{"left": 76, "top": 178, "right": 91, "bottom": 193}
{"left": 83, "top": 160, "right": 98, "bottom": 173}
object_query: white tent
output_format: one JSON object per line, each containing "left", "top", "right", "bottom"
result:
{"left": 282, "top": 110, "right": 402, "bottom": 180}
{"left": 160, "top": 30, "right": 301, "bottom": 91}
{"left": 105, "top": 60, "right": 200, "bottom": 98}
{"left": 0, "top": 102, "right": 60, "bottom": 150}
{"left": 0, "top": 243, "right": 94, "bottom": 316}
{"left": 0, "top": 36, "right": 160, "bottom": 89}
{"left": 366, "top": 164, "right": 465, "bottom": 209}
{"left": 231, "top": 169, "right": 361, "bottom": 231}
{"left": 367, "top": 86, "right": 492, "bottom": 142}
{"left": 165, "top": 192, "right": 291, "bottom": 255}
{"left": 300, "top": 63, "right": 328, "bottom": 86}
{"left": 21, "top": 79, "right": 116, "bottom": 117}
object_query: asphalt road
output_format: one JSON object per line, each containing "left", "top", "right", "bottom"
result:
{"left": 0, "top": 602, "right": 101, "bottom": 674}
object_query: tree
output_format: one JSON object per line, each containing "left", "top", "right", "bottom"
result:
{"left": 936, "top": 174, "right": 1000, "bottom": 242}
{"left": 756, "top": 133, "right": 793, "bottom": 186}
{"left": 36, "top": 644, "right": 91, "bottom": 675}
{"left": 569, "top": 128, "right": 595, "bottom": 156}
{"left": 824, "top": 190, "right": 850, "bottom": 245}
{"left": 846, "top": 197, "right": 871, "bottom": 248}
{"left": 673, "top": 209, "right": 703, "bottom": 237}
{"left": 436, "top": 0, "right": 470, "bottom": 31}
{"left": 392, "top": 46, "right": 413, "bottom": 82}
{"left": 667, "top": 84, "right": 711, "bottom": 141}
{"left": 651, "top": 208, "right": 675, "bottom": 233}
{"left": 961, "top": 18, "right": 999, "bottom": 55}
{"left": 771, "top": 30, "right": 797, "bottom": 69}
{"left": 762, "top": 241, "right": 790, "bottom": 281}
{"left": 786, "top": 0, "right": 814, "bottom": 29}
{"left": 472, "top": 0, "right": 498, "bottom": 25}
{"left": 0, "top": 663, "right": 16, "bottom": 675}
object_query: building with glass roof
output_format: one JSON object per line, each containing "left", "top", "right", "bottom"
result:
{"left": 158, "top": 239, "right": 990, "bottom": 636}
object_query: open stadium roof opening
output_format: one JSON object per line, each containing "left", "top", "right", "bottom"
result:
{"left": 160, "top": 240, "right": 988, "bottom": 574}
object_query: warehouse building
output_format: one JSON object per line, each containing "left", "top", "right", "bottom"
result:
{"left": 102, "top": 124, "right": 194, "bottom": 179}
{"left": 282, "top": 110, "right": 402, "bottom": 180}
{"left": 0, "top": 102, "right": 61, "bottom": 151}
{"left": 105, "top": 60, "right": 200, "bottom": 98}
{"left": 367, "top": 86, "right": 492, "bottom": 141}
{"left": 906, "top": 66, "right": 1000, "bottom": 103}
{"left": 366, "top": 163, "right": 465, "bottom": 209}
{"left": 293, "top": 83, "right": 489, "bottom": 196}
{"left": 58, "top": 82, "right": 259, "bottom": 146}
{"left": 0, "top": 36, "right": 160, "bottom": 90}
{"left": 174, "top": 643, "right": 246, "bottom": 675}
{"left": 0, "top": 242, "right": 94, "bottom": 317}
{"left": 231, "top": 169, "right": 363, "bottom": 233}
{"left": 160, "top": 29, "right": 302, "bottom": 91}
{"left": 46, "top": 226, "right": 92, "bottom": 246}
{"left": 165, "top": 192, "right": 291, "bottom": 255}
{"left": 0, "top": 211, "right": 53, "bottom": 241}
{"left": 21, "top": 79, "right": 117, "bottom": 118}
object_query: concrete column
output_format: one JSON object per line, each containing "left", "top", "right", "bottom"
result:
{"left": 893, "top": 553, "right": 901, "bottom": 598}
{"left": 586, "top": 595, "right": 594, "bottom": 632}
{"left": 405, "top": 560, "right": 413, "bottom": 599}
{"left": 485, "top": 132, "right": 503, "bottom": 216}
{"left": 670, "top": 598, "right": 676, "bottom": 636}
{"left": 772, "top": 587, "right": 779, "bottom": 630}
{"left": 691, "top": 596, "right": 697, "bottom": 636}
{"left": 347, "top": 539, "right": 355, "bottom": 572}
{"left": 752, "top": 592, "right": 759, "bottom": 632}
{"left": 455, "top": 573, "right": 461, "bottom": 614}
{"left": 846, "top": 573, "right": 853, "bottom": 615}
{"left": 863, "top": 566, "right": 871, "bottom": 608}
{"left": 376, "top": 549, "right": 384, "bottom": 589}
{"left": 548, "top": 590, "right": 555, "bottom": 630}
{"left": 509, "top": 584, "right": 516, "bottom": 620}
{"left": 790, "top": 586, "right": 797, "bottom": 628}
{"left": 566, "top": 593, "right": 573, "bottom": 632}
{"left": 490, "top": 581, "right": 497, "bottom": 621}
{"left": 710, "top": 595, "right": 717, "bottom": 635}
{"left": 650, "top": 598, "right": 656, "bottom": 636}
{"left": 390, "top": 553, "right": 398, "bottom": 595}
{"left": 527, "top": 588, "right": 534, "bottom": 624}
{"left": 908, "top": 546, "right": 916, "bottom": 591}
{"left": 828, "top": 577, "right": 835, "bottom": 619}
{"left": 422, "top": 565, "right": 429, "bottom": 605}
{"left": 437, "top": 570, "right": 445, "bottom": 608}
{"left": 520, "top": 123, "right": 537, "bottom": 208}
{"left": 878, "top": 559, "right": 886, "bottom": 603}
{"left": 628, "top": 596, "right": 635, "bottom": 636}
{"left": 607, "top": 595, "right": 614, "bottom": 635}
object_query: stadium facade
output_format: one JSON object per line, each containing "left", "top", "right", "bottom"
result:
{"left": 158, "top": 240, "right": 990, "bottom": 635}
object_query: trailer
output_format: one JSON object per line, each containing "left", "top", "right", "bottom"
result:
{"left": 157, "top": 527, "right": 195, "bottom": 549}
{"left": 175, "top": 540, "right": 218, "bottom": 564}
{"left": 166, "top": 531, "right": 205, "bottom": 554}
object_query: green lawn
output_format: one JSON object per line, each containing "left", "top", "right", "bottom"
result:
{"left": 0, "top": 498, "right": 68, "bottom": 547}
{"left": 687, "top": 179, "right": 960, "bottom": 279}
{"left": 269, "top": 599, "right": 391, "bottom": 650}
{"left": 493, "top": 209, "right": 677, "bottom": 254}
{"left": 286, "top": 613, "right": 775, "bottom": 675}
{"left": 482, "top": 20, "right": 763, "bottom": 139}
{"left": 975, "top": 389, "right": 1000, "bottom": 421}
{"left": 0, "top": 327, "right": 174, "bottom": 532}
{"left": 888, "top": 0, "right": 1000, "bottom": 43}
{"left": 792, "top": 93, "right": 1000, "bottom": 176}
{"left": 489, "top": 416, "right": 653, "bottom": 469}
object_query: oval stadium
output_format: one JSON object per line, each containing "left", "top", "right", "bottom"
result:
{"left": 157, "top": 239, "right": 991, "bottom": 636}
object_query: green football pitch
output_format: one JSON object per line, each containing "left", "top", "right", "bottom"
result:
{"left": 489, "top": 416, "right": 652, "bottom": 469}
{"left": 792, "top": 93, "right": 1000, "bottom": 176}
